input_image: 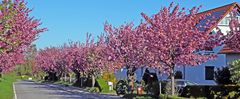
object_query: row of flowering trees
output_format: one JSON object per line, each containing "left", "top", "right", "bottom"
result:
{"left": 1, "top": 0, "right": 240, "bottom": 96}
{"left": 0, "top": 0, "right": 46, "bottom": 75}
{"left": 10, "top": 3, "right": 236, "bottom": 96}
{"left": 35, "top": 33, "right": 107, "bottom": 87}
{"left": 33, "top": 3, "right": 235, "bottom": 95}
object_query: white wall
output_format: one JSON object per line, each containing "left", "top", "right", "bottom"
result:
{"left": 175, "top": 46, "right": 226, "bottom": 85}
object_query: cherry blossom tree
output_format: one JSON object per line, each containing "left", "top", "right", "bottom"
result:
{"left": 104, "top": 22, "right": 156, "bottom": 93}
{"left": 0, "top": 50, "right": 24, "bottom": 73}
{"left": 82, "top": 33, "right": 107, "bottom": 87}
{"left": 224, "top": 8, "right": 240, "bottom": 85}
{"left": 63, "top": 42, "right": 87, "bottom": 85}
{"left": 38, "top": 33, "right": 107, "bottom": 87}
{"left": 140, "top": 3, "right": 223, "bottom": 95}
{"left": 35, "top": 47, "right": 66, "bottom": 81}
{"left": 16, "top": 45, "right": 37, "bottom": 77}
{"left": 0, "top": 0, "right": 46, "bottom": 73}
{"left": 225, "top": 9, "right": 240, "bottom": 51}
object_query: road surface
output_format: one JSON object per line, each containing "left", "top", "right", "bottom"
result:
{"left": 14, "top": 80, "right": 122, "bottom": 99}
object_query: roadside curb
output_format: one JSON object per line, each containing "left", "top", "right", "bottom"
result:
{"left": 13, "top": 82, "right": 17, "bottom": 99}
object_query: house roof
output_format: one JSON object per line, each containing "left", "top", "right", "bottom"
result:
{"left": 218, "top": 46, "right": 240, "bottom": 54}
{"left": 197, "top": 2, "right": 240, "bottom": 54}
{"left": 196, "top": 2, "right": 240, "bottom": 33}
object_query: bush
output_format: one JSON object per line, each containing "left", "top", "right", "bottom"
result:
{"left": 96, "top": 78, "right": 110, "bottom": 93}
{"left": 214, "top": 67, "right": 233, "bottom": 85}
{"left": 86, "top": 87, "right": 100, "bottom": 93}
{"left": 229, "top": 60, "right": 240, "bottom": 83}
{"left": 159, "top": 81, "right": 167, "bottom": 94}
{"left": 102, "top": 72, "right": 116, "bottom": 88}
{"left": 181, "top": 85, "right": 240, "bottom": 98}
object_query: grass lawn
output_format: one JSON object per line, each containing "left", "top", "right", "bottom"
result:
{"left": 0, "top": 73, "right": 18, "bottom": 99}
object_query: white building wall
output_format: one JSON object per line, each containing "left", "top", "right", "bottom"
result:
{"left": 176, "top": 46, "right": 226, "bottom": 85}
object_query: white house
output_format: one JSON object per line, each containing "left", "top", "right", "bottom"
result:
{"left": 175, "top": 2, "right": 240, "bottom": 85}
{"left": 115, "top": 2, "right": 240, "bottom": 85}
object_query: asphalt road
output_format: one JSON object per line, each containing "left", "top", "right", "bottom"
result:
{"left": 14, "top": 80, "right": 122, "bottom": 99}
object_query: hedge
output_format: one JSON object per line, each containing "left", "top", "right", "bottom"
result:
{"left": 180, "top": 85, "right": 240, "bottom": 98}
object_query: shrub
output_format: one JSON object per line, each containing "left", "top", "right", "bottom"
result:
{"left": 102, "top": 72, "right": 116, "bottom": 87}
{"left": 96, "top": 78, "right": 110, "bottom": 93}
{"left": 229, "top": 60, "right": 240, "bottom": 83}
{"left": 86, "top": 87, "right": 100, "bottom": 93}
{"left": 214, "top": 67, "right": 233, "bottom": 85}
{"left": 161, "top": 80, "right": 179, "bottom": 95}
{"left": 181, "top": 85, "right": 240, "bottom": 98}
{"left": 160, "top": 81, "right": 167, "bottom": 94}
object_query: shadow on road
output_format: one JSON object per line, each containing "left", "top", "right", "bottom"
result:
{"left": 16, "top": 80, "right": 122, "bottom": 99}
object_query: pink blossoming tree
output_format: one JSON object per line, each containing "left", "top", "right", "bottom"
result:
{"left": 225, "top": 9, "right": 240, "bottom": 51}
{"left": 140, "top": 3, "right": 223, "bottom": 95}
{"left": 0, "top": 0, "right": 46, "bottom": 74}
{"left": 35, "top": 47, "right": 66, "bottom": 81}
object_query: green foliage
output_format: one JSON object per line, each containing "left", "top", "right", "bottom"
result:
{"left": 54, "top": 81, "right": 72, "bottom": 86}
{"left": 164, "top": 81, "right": 178, "bottom": 95}
{"left": 160, "top": 94, "right": 190, "bottom": 99}
{"left": 86, "top": 87, "right": 100, "bottom": 93}
{"left": 15, "top": 45, "right": 37, "bottom": 77}
{"left": 181, "top": 85, "right": 240, "bottom": 98}
{"left": 34, "top": 70, "right": 47, "bottom": 80}
{"left": 102, "top": 72, "right": 116, "bottom": 87}
{"left": 229, "top": 60, "right": 240, "bottom": 83}
{"left": 20, "top": 75, "right": 31, "bottom": 80}
{"left": 0, "top": 73, "right": 18, "bottom": 99}
{"left": 96, "top": 78, "right": 115, "bottom": 93}
{"left": 123, "top": 94, "right": 187, "bottom": 99}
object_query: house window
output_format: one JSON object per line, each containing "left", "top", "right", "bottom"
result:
{"left": 205, "top": 66, "right": 214, "bottom": 80}
{"left": 219, "top": 17, "right": 230, "bottom": 25}
{"left": 205, "top": 47, "right": 213, "bottom": 51}
{"left": 175, "top": 71, "right": 183, "bottom": 79}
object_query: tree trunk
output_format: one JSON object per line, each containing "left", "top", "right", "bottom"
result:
{"left": 80, "top": 75, "right": 82, "bottom": 87}
{"left": 69, "top": 74, "right": 72, "bottom": 83}
{"left": 91, "top": 75, "right": 95, "bottom": 87}
{"left": 64, "top": 73, "right": 67, "bottom": 82}
{"left": 73, "top": 72, "right": 81, "bottom": 87}
{"left": 127, "top": 68, "right": 135, "bottom": 94}
{"left": 0, "top": 69, "right": 2, "bottom": 78}
{"left": 81, "top": 72, "right": 85, "bottom": 87}
{"left": 170, "top": 67, "right": 175, "bottom": 95}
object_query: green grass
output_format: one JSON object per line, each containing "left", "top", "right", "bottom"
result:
{"left": 54, "top": 80, "right": 73, "bottom": 86}
{"left": 0, "top": 73, "right": 18, "bottom": 99}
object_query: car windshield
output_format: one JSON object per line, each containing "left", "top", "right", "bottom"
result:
{"left": 185, "top": 81, "right": 197, "bottom": 85}
{"left": 176, "top": 81, "right": 185, "bottom": 85}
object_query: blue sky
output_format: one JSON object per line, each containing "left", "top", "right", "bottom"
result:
{"left": 27, "top": 0, "right": 240, "bottom": 49}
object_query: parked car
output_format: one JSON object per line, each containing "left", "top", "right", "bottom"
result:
{"left": 163, "top": 79, "right": 198, "bottom": 94}
{"left": 175, "top": 79, "right": 198, "bottom": 87}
